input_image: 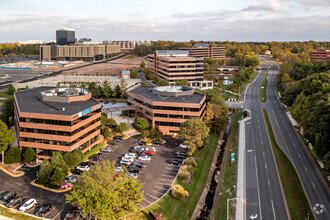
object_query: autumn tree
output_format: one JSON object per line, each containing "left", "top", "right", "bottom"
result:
{"left": 66, "top": 160, "right": 143, "bottom": 219}
{"left": 140, "top": 61, "right": 146, "bottom": 68}
{"left": 204, "top": 102, "right": 214, "bottom": 127}
{"left": 134, "top": 117, "right": 149, "bottom": 131}
{"left": 7, "top": 84, "right": 15, "bottom": 95}
{"left": 179, "top": 117, "right": 209, "bottom": 152}
{"left": 0, "top": 120, "right": 15, "bottom": 163}
{"left": 117, "top": 122, "right": 129, "bottom": 133}
{"left": 175, "top": 79, "right": 189, "bottom": 86}
{"left": 211, "top": 95, "right": 229, "bottom": 133}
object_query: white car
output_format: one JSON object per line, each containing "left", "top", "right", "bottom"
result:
{"left": 179, "top": 143, "right": 189, "bottom": 148}
{"left": 115, "top": 166, "right": 124, "bottom": 173}
{"left": 101, "top": 146, "right": 112, "bottom": 153}
{"left": 76, "top": 165, "right": 90, "bottom": 171}
{"left": 138, "top": 155, "right": 151, "bottom": 161}
{"left": 19, "top": 198, "right": 36, "bottom": 212}
{"left": 128, "top": 173, "right": 138, "bottom": 179}
{"left": 146, "top": 146, "right": 157, "bottom": 152}
{"left": 124, "top": 153, "right": 136, "bottom": 159}
{"left": 120, "top": 158, "right": 132, "bottom": 166}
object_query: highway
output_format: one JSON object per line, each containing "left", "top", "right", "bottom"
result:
{"left": 228, "top": 56, "right": 330, "bottom": 219}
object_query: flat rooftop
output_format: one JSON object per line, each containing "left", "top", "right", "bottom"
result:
{"left": 129, "top": 86, "right": 205, "bottom": 104}
{"left": 15, "top": 86, "right": 100, "bottom": 116}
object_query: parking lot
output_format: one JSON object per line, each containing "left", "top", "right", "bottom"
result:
{"left": 0, "top": 134, "right": 184, "bottom": 219}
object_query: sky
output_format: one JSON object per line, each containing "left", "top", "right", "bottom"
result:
{"left": 0, "top": 0, "right": 329, "bottom": 42}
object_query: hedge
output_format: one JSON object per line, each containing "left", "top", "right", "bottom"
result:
{"left": 5, "top": 147, "right": 21, "bottom": 164}
{"left": 172, "top": 184, "right": 189, "bottom": 200}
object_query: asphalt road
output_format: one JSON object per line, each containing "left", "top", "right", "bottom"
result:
{"left": 228, "top": 56, "right": 330, "bottom": 219}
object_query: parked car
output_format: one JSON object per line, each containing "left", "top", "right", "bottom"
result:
{"left": 95, "top": 152, "right": 104, "bottom": 157}
{"left": 34, "top": 203, "right": 52, "bottom": 217}
{"left": 152, "top": 140, "right": 161, "bottom": 145}
{"left": 6, "top": 196, "right": 23, "bottom": 208}
{"left": 143, "top": 150, "right": 155, "bottom": 155}
{"left": 139, "top": 153, "right": 153, "bottom": 157}
{"left": 128, "top": 173, "right": 138, "bottom": 179}
{"left": 132, "top": 161, "right": 146, "bottom": 168}
{"left": 174, "top": 151, "right": 187, "bottom": 156}
{"left": 76, "top": 165, "right": 90, "bottom": 171}
{"left": 115, "top": 166, "right": 124, "bottom": 173}
{"left": 138, "top": 155, "right": 151, "bottom": 161}
{"left": 65, "top": 207, "right": 80, "bottom": 220}
{"left": 127, "top": 166, "right": 141, "bottom": 173}
{"left": 101, "top": 146, "right": 113, "bottom": 153}
{"left": 0, "top": 191, "right": 8, "bottom": 199}
{"left": 114, "top": 136, "right": 123, "bottom": 141}
{"left": 168, "top": 160, "right": 182, "bottom": 165}
{"left": 179, "top": 143, "right": 189, "bottom": 149}
{"left": 120, "top": 158, "right": 132, "bottom": 166}
{"left": 0, "top": 191, "right": 16, "bottom": 204}
{"left": 19, "top": 198, "right": 37, "bottom": 212}
{"left": 65, "top": 176, "right": 77, "bottom": 183}
{"left": 122, "top": 156, "right": 134, "bottom": 162}
{"left": 109, "top": 140, "right": 119, "bottom": 145}
{"left": 124, "top": 153, "right": 136, "bottom": 159}
{"left": 16, "top": 198, "right": 29, "bottom": 210}
{"left": 173, "top": 154, "right": 186, "bottom": 159}
{"left": 90, "top": 154, "right": 103, "bottom": 162}
{"left": 138, "top": 141, "right": 146, "bottom": 145}
{"left": 146, "top": 146, "right": 157, "bottom": 152}
{"left": 72, "top": 169, "right": 83, "bottom": 175}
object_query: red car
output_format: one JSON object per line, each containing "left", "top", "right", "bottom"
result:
{"left": 143, "top": 150, "right": 155, "bottom": 155}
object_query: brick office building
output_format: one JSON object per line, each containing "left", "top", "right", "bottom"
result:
{"left": 179, "top": 44, "right": 226, "bottom": 59}
{"left": 310, "top": 50, "right": 330, "bottom": 62}
{"left": 128, "top": 86, "right": 206, "bottom": 134}
{"left": 14, "top": 87, "right": 103, "bottom": 159}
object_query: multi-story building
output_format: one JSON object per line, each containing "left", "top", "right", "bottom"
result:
{"left": 40, "top": 44, "right": 121, "bottom": 61}
{"left": 310, "top": 50, "right": 330, "bottom": 62}
{"left": 56, "top": 28, "right": 75, "bottom": 45}
{"left": 147, "top": 50, "right": 213, "bottom": 89}
{"left": 128, "top": 86, "right": 206, "bottom": 134}
{"left": 17, "top": 40, "right": 43, "bottom": 45}
{"left": 14, "top": 87, "right": 103, "bottom": 159}
{"left": 179, "top": 44, "right": 226, "bottom": 59}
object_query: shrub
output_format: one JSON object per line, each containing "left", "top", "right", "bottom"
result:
{"left": 24, "top": 148, "right": 36, "bottom": 162}
{"left": 117, "top": 122, "right": 129, "bottom": 133}
{"left": 182, "top": 164, "right": 195, "bottom": 175}
{"left": 63, "top": 150, "right": 83, "bottom": 168}
{"left": 101, "top": 127, "right": 111, "bottom": 138}
{"left": 171, "top": 184, "right": 189, "bottom": 200}
{"left": 178, "top": 170, "right": 190, "bottom": 181}
{"left": 4, "top": 147, "right": 21, "bottom": 164}
{"left": 184, "top": 157, "right": 197, "bottom": 167}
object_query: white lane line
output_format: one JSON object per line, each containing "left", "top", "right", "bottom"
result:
{"left": 138, "top": 204, "right": 144, "bottom": 208}
{"left": 142, "top": 198, "right": 152, "bottom": 204}
{"left": 258, "top": 125, "right": 261, "bottom": 129}
{"left": 268, "top": 180, "right": 270, "bottom": 186}
{"left": 265, "top": 164, "right": 268, "bottom": 169}
{"left": 155, "top": 182, "right": 170, "bottom": 186}
{"left": 263, "top": 152, "right": 265, "bottom": 156}
{"left": 159, "top": 178, "right": 173, "bottom": 182}
{"left": 304, "top": 166, "right": 307, "bottom": 171}
{"left": 145, "top": 193, "right": 159, "bottom": 200}
{"left": 260, "top": 132, "right": 262, "bottom": 136}
{"left": 254, "top": 156, "right": 263, "bottom": 220}
{"left": 164, "top": 170, "right": 177, "bottom": 174}
{"left": 271, "top": 199, "right": 277, "bottom": 220}
{"left": 312, "top": 183, "right": 316, "bottom": 189}
{"left": 44, "top": 207, "right": 56, "bottom": 218}
{"left": 293, "top": 143, "right": 296, "bottom": 146}
{"left": 150, "top": 189, "right": 163, "bottom": 195}
{"left": 298, "top": 153, "right": 301, "bottom": 158}
{"left": 289, "top": 134, "right": 291, "bottom": 137}
{"left": 52, "top": 208, "right": 64, "bottom": 220}
{"left": 154, "top": 185, "right": 169, "bottom": 190}
{"left": 261, "top": 141, "right": 263, "bottom": 145}
{"left": 161, "top": 174, "right": 174, "bottom": 178}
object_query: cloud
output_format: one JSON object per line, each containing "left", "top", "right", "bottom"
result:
{"left": 244, "top": 0, "right": 284, "bottom": 11}
{"left": 283, "top": 0, "right": 330, "bottom": 7}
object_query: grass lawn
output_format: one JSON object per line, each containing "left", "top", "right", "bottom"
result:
{"left": 259, "top": 72, "right": 268, "bottom": 103}
{"left": 0, "top": 206, "right": 38, "bottom": 220}
{"left": 214, "top": 110, "right": 243, "bottom": 219}
{"left": 0, "top": 92, "right": 10, "bottom": 98}
{"left": 263, "top": 109, "right": 313, "bottom": 219}
{"left": 222, "top": 93, "right": 240, "bottom": 102}
{"left": 133, "top": 133, "right": 220, "bottom": 220}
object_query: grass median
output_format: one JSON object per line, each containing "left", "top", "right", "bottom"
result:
{"left": 263, "top": 109, "right": 314, "bottom": 219}
{"left": 213, "top": 110, "right": 243, "bottom": 219}
{"left": 0, "top": 205, "right": 38, "bottom": 220}
{"left": 134, "top": 133, "right": 220, "bottom": 220}
{"left": 259, "top": 72, "right": 268, "bottom": 103}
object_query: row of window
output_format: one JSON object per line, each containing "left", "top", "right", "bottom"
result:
{"left": 167, "top": 78, "right": 204, "bottom": 82}
{"left": 20, "top": 126, "right": 100, "bottom": 146}
{"left": 158, "top": 72, "right": 204, "bottom": 78}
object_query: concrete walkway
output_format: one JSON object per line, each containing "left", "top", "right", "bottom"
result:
{"left": 235, "top": 110, "right": 251, "bottom": 220}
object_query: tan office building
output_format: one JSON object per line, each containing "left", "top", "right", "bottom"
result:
{"left": 179, "top": 44, "right": 226, "bottom": 59}
{"left": 310, "top": 50, "right": 330, "bottom": 62}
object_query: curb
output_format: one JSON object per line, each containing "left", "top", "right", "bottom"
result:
{"left": 31, "top": 180, "right": 72, "bottom": 193}
{"left": 0, "top": 165, "right": 24, "bottom": 177}
{"left": 0, "top": 204, "right": 45, "bottom": 220}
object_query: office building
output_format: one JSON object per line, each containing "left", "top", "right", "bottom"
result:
{"left": 128, "top": 86, "right": 206, "bottom": 134}
{"left": 147, "top": 50, "right": 213, "bottom": 89}
{"left": 310, "top": 50, "right": 330, "bottom": 62}
{"left": 14, "top": 87, "right": 103, "bottom": 159}
{"left": 17, "top": 40, "right": 43, "bottom": 45}
{"left": 179, "top": 44, "right": 226, "bottom": 59}
{"left": 40, "top": 44, "right": 121, "bottom": 61}
{"left": 56, "top": 28, "right": 75, "bottom": 45}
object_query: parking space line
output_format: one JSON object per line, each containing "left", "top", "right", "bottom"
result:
{"left": 161, "top": 174, "right": 175, "bottom": 178}
{"left": 154, "top": 182, "right": 171, "bottom": 186}
{"left": 154, "top": 185, "right": 170, "bottom": 190}
{"left": 159, "top": 178, "right": 173, "bottom": 181}
{"left": 164, "top": 170, "right": 178, "bottom": 174}
{"left": 44, "top": 207, "right": 57, "bottom": 218}
{"left": 138, "top": 204, "right": 144, "bottom": 208}
{"left": 145, "top": 193, "right": 159, "bottom": 200}
{"left": 150, "top": 189, "right": 164, "bottom": 195}
{"left": 52, "top": 208, "right": 64, "bottom": 220}
{"left": 142, "top": 198, "right": 152, "bottom": 204}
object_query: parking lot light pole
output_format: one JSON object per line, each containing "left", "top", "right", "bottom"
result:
{"left": 227, "top": 197, "right": 237, "bottom": 220}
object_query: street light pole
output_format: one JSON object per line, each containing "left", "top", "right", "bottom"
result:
{"left": 227, "top": 198, "right": 237, "bottom": 220}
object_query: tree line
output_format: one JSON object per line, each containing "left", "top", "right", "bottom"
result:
{"left": 0, "top": 43, "right": 41, "bottom": 56}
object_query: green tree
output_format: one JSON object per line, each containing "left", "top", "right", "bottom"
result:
{"left": 24, "top": 148, "right": 36, "bottom": 162}
{"left": 7, "top": 84, "right": 15, "bottom": 95}
{"left": 211, "top": 94, "right": 229, "bottom": 133}
{"left": 130, "top": 70, "right": 138, "bottom": 79}
{"left": 0, "top": 96, "right": 14, "bottom": 126}
{"left": 115, "top": 84, "right": 122, "bottom": 98}
{"left": 175, "top": 79, "right": 190, "bottom": 86}
{"left": 119, "top": 79, "right": 128, "bottom": 98}
{"left": 140, "top": 61, "right": 146, "bottom": 68}
{"left": 101, "top": 127, "right": 111, "bottom": 138}
{"left": 4, "top": 147, "right": 21, "bottom": 164}
{"left": 102, "top": 81, "right": 112, "bottom": 99}
{"left": 117, "top": 123, "right": 129, "bottom": 133}
{"left": 134, "top": 117, "right": 149, "bottom": 131}
{"left": 63, "top": 150, "right": 83, "bottom": 168}
{"left": 158, "top": 79, "right": 169, "bottom": 86}
{"left": 66, "top": 160, "right": 144, "bottom": 219}
{"left": 179, "top": 117, "right": 209, "bottom": 152}
{"left": 204, "top": 62, "right": 210, "bottom": 70}
{"left": 50, "top": 167, "right": 67, "bottom": 185}
{"left": 0, "top": 120, "right": 15, "bottom": 162}
{"left": 204, "top": 102, "right": 214, "bottom": 127}
{"left": 87, "top": 82, "right": 97, "bottom": 97}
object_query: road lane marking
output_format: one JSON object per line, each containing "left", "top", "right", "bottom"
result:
{"left": 254, "top": 156, "right": 263, "bottom": 220}
{"left": 304, "top": 166, "right": 307, "bottom": 171}
{"left": 52, "top": 208, "right": 64, "bottom": 220}
{"left": 268, "top": 180, "right": 270, "bottom": 186}
{"left": 271, "top": 200, "right": 277, "bottom": 220}
{"left": 145, "top": 193, "right": 159, "bottom": 200}
{"left": 260, "top": 133, "right": 262, "bottom": 136}
{"left": 150, "top": 189, "right": 163, "bottom": 195}
{"left": 261, "top": 141, "right": 263, "bottom": 145}
{"left": 142, "top": 198, "right": 152, "bottom": 204}
{"left": 312, "top": 183, "right": 316, "bottom": 189}
{"left": 161, "top": 174, "right": 175, "bottom": 178}
{"left": 293, "top": 143, "right": 296, "bottom": 146}
{"left": 263, "top": 152, "right": 265, "bottom": 156}
{"left": 298, "top": 153, "right": 301, "bottom": 158}
{"left": 289, "top": 134, "right": 291, "bottom": 137}
{"left": 265, "top": 164, "right": 268, "bottom": 169}
{"left": 154, "top": 185, "right": 169, "bottom": 190}
{"left": 44, "top": 207, "right": 56, "bottom": 218}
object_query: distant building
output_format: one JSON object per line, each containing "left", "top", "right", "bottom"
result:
{"left": 128, "top": 86, "right": 206, "bottom": 134}
{"left": 310, "top": 50, "right": 330, "bottom": 62}
{"left": 17, "top": 40, "right": 43, "bottom": 45}
{"left": 147, "top": 50, "right": 213, "bottom": 90}
{"left": 78, "top": 38, "right": 91, "bottom": 43}
{"left": 121, "top": 70, "right": 131, "bottom": 79}
{"left": 179, "top": 44, "right": 226, "bottom": 59}
{"left": 264, "top": 50, "right": 271, "bottom": 55}
{"left": 14, "top": 87, "right": 102, "bottom": 159}
{"left": 40, "top": 44, "right": 121, "bottom": 61}
{"left": 103, "top": 40, "right": 149, "bottom": 51}
{"left": 56, "top": 28, "right": 75, "bottom": 45}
